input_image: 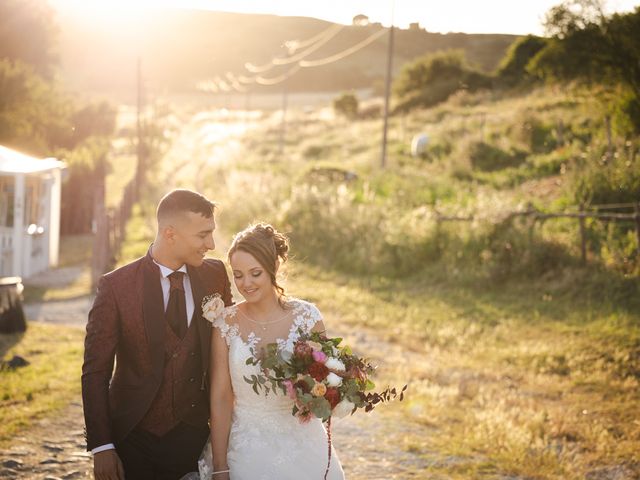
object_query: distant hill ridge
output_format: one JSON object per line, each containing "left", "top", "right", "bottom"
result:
{"left": 58, "top": 10, "right": 519, "bottom": 95}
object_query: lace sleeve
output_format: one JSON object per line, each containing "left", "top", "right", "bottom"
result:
{"left": 295, "top": 300, "right": 324, "bottom": 334}
{"left": 212, "top": 306, "right": 239, "bottom": 346}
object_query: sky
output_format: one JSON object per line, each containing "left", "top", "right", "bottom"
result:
{"left": 51, "top": 0, "right": 639, "bottom": 35}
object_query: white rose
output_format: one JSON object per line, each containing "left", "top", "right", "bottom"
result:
{"left": 326, "top": 372, "right": 343, "bottom": 387}
{"left": 333, "top": 399, "right": 355, "bottom": 418}
{"left": 202, "top": 294, "right": 225, "bottom": 323}
{"left": 324, "top": 357, "right": 346, "bottom": 372}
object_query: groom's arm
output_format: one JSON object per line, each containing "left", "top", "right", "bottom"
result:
{"left": 81, "top": 275, "right": 120, "bottom": 451}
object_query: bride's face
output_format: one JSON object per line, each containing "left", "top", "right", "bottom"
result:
{"left": 230, "top": 250, "right": 276, "bottom": 304}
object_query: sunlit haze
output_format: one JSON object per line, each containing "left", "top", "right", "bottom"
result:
{"left": 51, "top": 0, "right": 639, "bottom": 35}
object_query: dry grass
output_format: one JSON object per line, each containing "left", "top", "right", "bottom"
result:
{"left": 288, "top": 263, "right": 640, "bottom": 479}
{"left": 0, "top": 323, "right": 85, "bottom": 447}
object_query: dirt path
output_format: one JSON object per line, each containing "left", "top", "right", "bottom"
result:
{"left": 0, "top": 401, "right": 91, "bottom": 480}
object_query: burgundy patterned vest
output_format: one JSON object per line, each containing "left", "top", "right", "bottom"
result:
{"left": 137, "top": 318, "right": 208, "bottom": 436}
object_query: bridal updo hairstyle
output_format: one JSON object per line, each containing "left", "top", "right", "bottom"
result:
{"left": 228, "top": 223, "right": 290, "bottom": 306}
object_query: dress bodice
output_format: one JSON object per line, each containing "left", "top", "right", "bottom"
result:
{"left": 213, "top": 298, "right": 323, "bottom": 412}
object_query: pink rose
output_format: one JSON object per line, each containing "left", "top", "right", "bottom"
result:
{"left": 283, "top": 380, "right": 296, "bottom": 399}
{"left": 312, "top": 350, "right": 327, "bottom": 363}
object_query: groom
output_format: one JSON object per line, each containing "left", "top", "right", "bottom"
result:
{"left": 82, "top": 189, "right": 232, "bottom": 479}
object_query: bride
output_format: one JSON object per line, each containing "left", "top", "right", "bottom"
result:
{"left": 196, "top": 223, "right": 345, "bottom": 479}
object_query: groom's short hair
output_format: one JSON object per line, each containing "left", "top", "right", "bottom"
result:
{"left": 156, "top": 189, "right": 216, "bottom": 224}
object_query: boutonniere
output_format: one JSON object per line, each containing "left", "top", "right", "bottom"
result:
{"left": 201, "top": 293, "right": 225, "bottom": 324}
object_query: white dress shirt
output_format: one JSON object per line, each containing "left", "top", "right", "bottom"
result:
{"left": 91, "top": 261, "right": 194, "bottom": 455}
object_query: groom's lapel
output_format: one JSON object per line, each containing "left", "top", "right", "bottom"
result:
{"left": 188, "top": 265, "right": 211, "bottom": 374}
{"left": 142, "top": 253, "right": 165, "bottom": 379}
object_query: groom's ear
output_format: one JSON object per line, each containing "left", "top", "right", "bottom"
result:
{"left": 160, "top": 224, "right": 177, "bottom": 244}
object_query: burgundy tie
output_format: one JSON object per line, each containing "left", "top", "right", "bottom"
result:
{"left": 166, "top": 271, "right": 187, "bottom": 338}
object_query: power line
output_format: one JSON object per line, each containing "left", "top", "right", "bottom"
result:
{"left": 298, "top": 28, "right": 387, "bottom": 68}
{"left": 255, "top": 65, "right": 302, "bottom": 86}
{"left": 273, "top": 24, "right": 344, "bottom": 65}
{"left": 244, "top": 23, "right": 343, "bottom": 73}
{"left": 244, "top": 27, "right": 387, "bottom": 86}
{"left": 203, "top": 24, "right": 389, "bottom": 90}
{"left": 284, "top": 23, "right": 342, "bottom": 53}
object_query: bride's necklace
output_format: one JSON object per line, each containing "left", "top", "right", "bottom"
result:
{"left": 239, "top": 307, "right": 290, "bottom": 332}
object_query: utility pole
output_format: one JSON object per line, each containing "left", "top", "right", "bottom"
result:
{"left": 245, "top": 90, "right": 252, "bottom": 125}
{"left": 380, "top": 2, "right": 395, "bottom": 169}
{"left": 135, "top": 56, "right": 144, "bottom": 200}
{"left": 279, "top": 80, "right": 288, "bottom": 157}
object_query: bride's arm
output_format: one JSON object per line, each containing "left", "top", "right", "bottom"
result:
{"left": 210, "top": 329, "right": 233, "bottom": 476}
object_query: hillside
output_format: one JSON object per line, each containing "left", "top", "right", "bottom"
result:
{"left": 56, "top": 9, "right": 517, "bottom": 96}
{"left": 106, "top": 82, "right": 640, "bottom": 478}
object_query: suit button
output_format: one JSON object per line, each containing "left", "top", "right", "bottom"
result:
{"left": 190, "top": 351, "right": 195, "bottom": 357}
{"left": 191, "top": 403, "right": 196, "bottom": 408}
{"left": 172, "top": 353, "right": 178, "bottom": 359}
{"left": 189, "top": 377, "right": 195, "bottom": 382}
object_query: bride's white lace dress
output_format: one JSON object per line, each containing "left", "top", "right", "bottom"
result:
{"left": 195, "top": 298, "right": 345, "bottom": 480}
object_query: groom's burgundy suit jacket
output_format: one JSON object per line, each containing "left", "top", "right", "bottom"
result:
{"left": 81, "top": 249, "right": 232, "bottom": 451}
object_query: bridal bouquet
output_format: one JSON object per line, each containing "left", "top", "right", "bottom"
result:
{"left": 244, "top": 330, "right": 406, "bottom": 423}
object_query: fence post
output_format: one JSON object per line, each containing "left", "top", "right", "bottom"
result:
{"left": 557, "top": 119, "right": 564, "bottom": 146}
{"left": 635, "top": 202, "right": 640, "bottom": 256}
{"left": 605, "top": 115, "right": 613, "bottom": 161}
{"left": 579, "top": 203, "right": 587, "bottom": 264}
{"left": 526, "top": 203, "right": 536, "bottom": 252}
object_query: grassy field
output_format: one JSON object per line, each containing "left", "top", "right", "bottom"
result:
{"left": 4, "top": 81, "right": 636, "bottom": 477}
{"left": 168, "top": 83, "right": 637, "bottom": 478}
{"left": 0, "top": 323, "right": 85, "bottom": 447}
{"left": 286, "top": 263, "right": 639, "bottom": 479}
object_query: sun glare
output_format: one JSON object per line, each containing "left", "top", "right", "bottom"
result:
{"left": 52, "top": 0, "right": 164, "bottom": 23}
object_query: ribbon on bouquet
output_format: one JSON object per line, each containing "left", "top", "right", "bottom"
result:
{"left": 323, "top": 416, "right": 332, "bottom": 480}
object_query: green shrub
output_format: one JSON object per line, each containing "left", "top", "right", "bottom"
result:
{"left": 467, "top": 141, "right": 527, "bottom": 171}
{"left": 497, "top": 35, "right": 548, "bottom": 86}
{"left": 303, "top": 144, "right": 334, "bottom": 160}
{"left": 510, "top": 114, "right": 559, "bottom": 153}
{"left": 333, "top": 92, "right": 359, "bottom": 119}
{"left": 572, "top": 148, "right": 640, "bottom": 205}
{"left": 393, "top": 50, "right": 493, "bottom": 112}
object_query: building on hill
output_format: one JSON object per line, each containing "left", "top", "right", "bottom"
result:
{"left": 0, "top": 145, "right": 66, "bottom": 278}
{"left": 352, "top": 14, "right": 369, "bottom": 26}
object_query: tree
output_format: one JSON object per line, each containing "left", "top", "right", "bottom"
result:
{"left": 333, "top": 92, "right": 359, "bottom": 119}
{"left": 393, "top": 50, "right": 492, "bottom": 111}
{"left": 528, "top": 23, "right": 607, "bottom": 83}
{"left": 0, "top": 0, "right": 58, "bottom": 78}
{"left": 496, "top": 35, "right": 548, "bottom": 86}
{"left": 530, "top": 3, "right": 640, "bottom": 129}
{"left": 0, "top": 59, "right": 72, "bottom": 154}
{"left": 542, "top": 0, "right": 605, "bottom": 38}
{"left": 602, "top": 8, "right": 640, "bottom": 100}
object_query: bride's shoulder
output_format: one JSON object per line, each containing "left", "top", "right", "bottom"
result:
{"left": 223, "top": 303, "right": 239, "bottom": 316}
{"left": 211, "top": 304, "right": 240, "bottom": 345}
{"left": 287, "top": 297, "right": 323, "bottom": 324}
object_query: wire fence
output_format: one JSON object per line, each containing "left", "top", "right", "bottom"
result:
{"left": 433, "top": 201, "right": 640, "bottom": 263}
{"left": 91, "top": 178, "right": 138, "bottom": 289}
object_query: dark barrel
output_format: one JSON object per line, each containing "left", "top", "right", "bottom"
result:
{"left": 0, "top": 277, "right": 26, "bottom": 334}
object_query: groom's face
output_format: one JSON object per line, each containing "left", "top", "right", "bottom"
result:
{"left": 168, "top": 211, "right": 216, "bottom": 267}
